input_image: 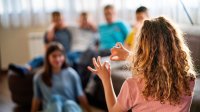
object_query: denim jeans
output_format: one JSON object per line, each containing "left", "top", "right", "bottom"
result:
{"left": 44, "top": 95, "right": 82, "bottom": 112}
{"left": 27, "top": 56, "right": 44, "bottom": 69}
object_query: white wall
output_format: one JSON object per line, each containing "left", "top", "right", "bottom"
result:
{"left": 0, "top": 26, "right": 47, "bottom": 69}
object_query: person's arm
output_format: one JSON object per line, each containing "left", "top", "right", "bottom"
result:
{"left": 31, "top": 98, "right": 41, "bottom": 112}
{"left": 87, "top": 57, "right": 123, "bottom": 112}
{"left": 78, "top": 95, "right": 92, "bottom": 112}
{"left": 46, "top": 24, "right": 55, "bottom": 42}
{"left": 110, "top": 42, "right": 131, "bottom": 61}
{"left": 101, "top": 75, "right": 122, "bottom": 112}
{"left": 43, "top": 31, "right": 52, "bottom": 52}
{"left": 71, "top": 68, "right": 91, "bottom": 112}
{"left": 89, "top": 22, "right": 97, "bottom": 32}
{"left": 32, "top": 74, "right": 43, "bottom": 112}
{"left": 66, "top": 28, "right": 72, "bottom": 51}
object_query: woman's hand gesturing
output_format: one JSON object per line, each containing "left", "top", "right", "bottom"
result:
{"left": 87, "top": 56, "right": 111, "bottom": 82}
{"left": 110, "top": 42, "right": 130, "bottom": 61}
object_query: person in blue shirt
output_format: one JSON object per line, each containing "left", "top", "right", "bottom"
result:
{"left": 31, "top": 42, "right": 91, "bottom": 112}
{"left": 98, "top": 5, "right": 130, "bottom": 56}
{"left": 81, "top": 5, "right": 130, "bottom": 110}
{"left": 8, "top": 11, "right": 72, "bottom": 76}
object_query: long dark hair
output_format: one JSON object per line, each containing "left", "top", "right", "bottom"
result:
{"left": 42, "top": 42, "right": 68, "bottom": 87}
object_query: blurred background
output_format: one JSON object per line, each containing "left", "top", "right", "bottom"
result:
{"left": 0, "top": 0, "right": 200, "bottom": 69}
{"left": 0, "top": 0, "right": 200, "bottom": 112}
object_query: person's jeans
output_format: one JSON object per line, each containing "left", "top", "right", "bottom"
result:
{"left": 44, "top": 95, "right": 82, "bottom": 112}
{"left": 67, "top": 51, "right": 82, "bottom": 65}
{"left": 27, "top": 56, "right": 44, "bottom": 70}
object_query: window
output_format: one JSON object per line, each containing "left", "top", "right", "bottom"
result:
{"left": 0, "top": 0, "right": 199, "bottom": 28}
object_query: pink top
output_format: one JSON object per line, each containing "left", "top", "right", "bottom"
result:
{"left": 117, "top": 76, "right": 195, "bottom": 112}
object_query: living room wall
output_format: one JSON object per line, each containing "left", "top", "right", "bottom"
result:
{"left": 0, "top": 26, "right": 47, "bottom": 69}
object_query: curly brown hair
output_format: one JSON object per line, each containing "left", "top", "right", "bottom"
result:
{"left": 132, "top": 17, "right": 196, "bottom": 105}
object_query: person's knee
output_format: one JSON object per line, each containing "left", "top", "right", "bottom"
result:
{"left": 50, "top": 95, "right": 64, "bottom": 103}
{"left": 64, "top": 100, "right": 77, "bottom": 106}
{"left": 63, "top": 100, "right": 82, "bottom": 112}
{"left": 44, "top": 95, "right": 64, "bottom": 112}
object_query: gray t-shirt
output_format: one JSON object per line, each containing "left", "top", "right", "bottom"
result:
{"left": 44, "top": 27, "right": 72, "bottom": 53}
{"left": 70, "top": 27, "right": 99, "bottom": 51}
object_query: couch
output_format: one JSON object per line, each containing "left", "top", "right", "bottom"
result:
{"left": 8, "top": 71, "right": 34, "bottom": 112}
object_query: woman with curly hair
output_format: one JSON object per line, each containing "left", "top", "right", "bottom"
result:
{"left": 88, "top": 16, "right": 196, "bottom": 112}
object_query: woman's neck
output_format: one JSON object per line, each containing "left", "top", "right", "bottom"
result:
{"left": 52, "top": 67, "right": 61, "bottom": 74}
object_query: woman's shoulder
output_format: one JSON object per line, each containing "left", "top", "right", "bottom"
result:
{"left": 126, "top": 75, "right": 143, "bottom": 82}
{"left": 62, "top": 67, "right": 79, "bottom": 78}
{"left": 125, "top": 75, "right": 144, "bottom": 88}
{"left": 62, "top": 67, "right": 76, "bottom": 73}
{"left": 121, "top": 75, "right": 145, "bottom": 97}
{"left": 33, "top": 72, "right": 43, "bottom": 84}
{"left": 34, "top": 69, "right": 45, "bottom": 80}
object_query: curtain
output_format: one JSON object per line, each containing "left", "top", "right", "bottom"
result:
{"left": 0, "top": 0, "right": 200, "bottom": 29}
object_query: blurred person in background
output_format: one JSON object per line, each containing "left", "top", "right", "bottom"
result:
{"left": 98, "top": 5, "right": 130, "bottom": 56}
{"left": 68, "top": 12, "right": 99, "bottom": 89}
{"left": 124, "top": 6, "right": 149, "bottom": 50}
{"left": 8, "top": 11, "right": 72, "bottom": 76}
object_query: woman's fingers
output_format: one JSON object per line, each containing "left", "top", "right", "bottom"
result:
{"left": 110, "top": 48, "right": 118, "bottom": 61}
{"left": 105, "top": 61, "right": 111, "bottom": 72}
{"left": 116, "top": 42, "right": 122, "bottom": 48}
{"left": 103, "top": 61, "right": 110, "bottom": 69}
{"left": 93, "top": 57, "right": 99, "bottom": 68}
{"left": 97, "top": 56, "right": 102, "bottom": 67}
{"left": 110, "top": 55, "right": 119, "bottom": 61}
{"left": 110, "top": 43, "right": 124, "bottom": 61}
{"left": 110, "top": 47, "right": 114, "bottom": 53}
{"left": 87, "top": 66, "right": 97, "bottom": 74}
{"left": 110, "top": 55, "right": 114, "bottom": 60}
{"left": 110, "top": 42, "right": 122, "bottom": 54}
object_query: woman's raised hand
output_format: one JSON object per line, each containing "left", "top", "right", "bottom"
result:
{"left": 110, "top": 42, "right": 130, "bottom": 61}
{"left": 87, "top": 56, "right": 111, "bottom": 82}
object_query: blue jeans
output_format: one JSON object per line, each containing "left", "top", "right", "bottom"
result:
{"left": 67, "top": 51, "right": 82, "bottom": 65}
{"left": 27, "top": 56, "right": 44, "bottom": 69}
{"left": 44, "top": 95, "right": 82, "bottom": 112}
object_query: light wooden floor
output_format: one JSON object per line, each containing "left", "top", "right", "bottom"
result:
{"left": 0, "top": 73, "right": 15, "bottom": 112}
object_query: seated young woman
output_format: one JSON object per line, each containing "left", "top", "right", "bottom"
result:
{"left": 31, "top": 42, "right": 91, "bottom": 112}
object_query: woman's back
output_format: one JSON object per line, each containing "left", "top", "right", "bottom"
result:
{"left": 88, "top": 16, "right": 196, "bottom": 112}
{"left": 117, "top": 75, "right": 195, "bottom": 112}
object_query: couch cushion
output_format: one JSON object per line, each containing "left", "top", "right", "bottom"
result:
{"left": 8, "top": 72, "right": 34, "bottom": 106}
